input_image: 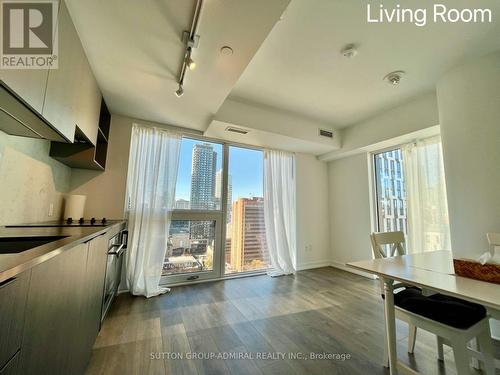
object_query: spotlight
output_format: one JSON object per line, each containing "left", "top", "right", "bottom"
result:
{"left": 186, "top": 57, "right": 196, "bottom": 70}
{"left": 175, "top": 85, "right": 184, "bottom": 97}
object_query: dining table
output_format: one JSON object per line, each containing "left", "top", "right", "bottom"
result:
{"left": 347, "top": 250, "right": 500, "bottom": 375}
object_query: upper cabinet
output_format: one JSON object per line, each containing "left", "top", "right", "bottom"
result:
{"left": 43, "top": 1, "right": 101, "bottom": 145}
{"left": 76, "top": 57, "right": 101, "bottom": 146}
{"left": 0, "top": 70, "right": 49, "bottom": 116}
{"left": 0, "top": 0, "right": 109, "bottom": 170}
{"left": 0, "top": 2, "right": 60, "bottom": 114}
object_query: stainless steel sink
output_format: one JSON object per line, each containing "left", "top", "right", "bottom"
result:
{"left": 0, "top": 236, "right": 68, "bottom": 254}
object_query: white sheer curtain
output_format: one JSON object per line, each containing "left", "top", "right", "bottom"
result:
{"left": 125, "top": 124, "right": 181, "bottom": 298}
{"left": 263, "top": 150, "right": 296, "bottom": 276}
{"left": 402, "top": 136, "right": 451, "bottom": 253}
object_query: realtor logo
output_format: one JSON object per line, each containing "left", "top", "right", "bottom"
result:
{"left": 1, "top": 0, "right": 58, "bottom": 69}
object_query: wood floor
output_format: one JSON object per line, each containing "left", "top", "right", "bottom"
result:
{"left": 86, "top": 267, "right": 499, "bottom": 375}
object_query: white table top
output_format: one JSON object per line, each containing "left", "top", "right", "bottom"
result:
{"left": 347, "top": 250, "right": 500, "bottom": 312}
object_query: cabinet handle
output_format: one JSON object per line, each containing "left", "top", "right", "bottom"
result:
{"left": 0, "top": 277, "right": 16, "bottom": 288}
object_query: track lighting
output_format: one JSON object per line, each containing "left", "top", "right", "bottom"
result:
{"left": 175, "top": 0, "right": 204, "bottom": 98}
{"left": 175, "top": 85, "right": 184, "bottom": 97}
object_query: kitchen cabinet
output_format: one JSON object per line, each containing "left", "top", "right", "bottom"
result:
{"left": 0, "top": 271, "right": 30, "bottom": 370}
{"left": 0, "top": 352, "right": 20, "bottom": 375}
{"left": 18, "top": 233, "right": 111, "bottom": 375}
{"left": 42, "top": 0, "right": 101, "bottom": 145}
{"left": 20, "top": 242, "right": 88, "bottom": 375}
{"left": 49, "top": 98, "right": 110, "bottom": 170}
{"left": 0, "top": 2, "right": 60, "bottom": 115}
{"left": 75, "top": 56, "right": 102, "bottom": 146}
{"left": 42, "top": 1, "right": 83, "bottom": 142}
{"left": 0, "top": 71, "right": 49, "bottom": 115}
{"left": 79, "top": 234, "right": 108, "bottom": 370}
{"left": 0, "top": 0, "right": 107, "bottom": 169}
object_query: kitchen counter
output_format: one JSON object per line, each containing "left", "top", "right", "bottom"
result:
{"left": 0, "top": 220, "right": 126, "bottom": 283}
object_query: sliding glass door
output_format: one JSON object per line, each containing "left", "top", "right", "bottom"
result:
{"left": 161, "top": 138, "right": 268, "bottom": 285}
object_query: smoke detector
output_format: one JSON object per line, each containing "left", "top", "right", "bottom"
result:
{"left": 340, "top": 44, "right": 358, "bottom": 59}
{"left": 220, "top": 46, "right": 233, "bottom": 56}
{"left": 384, "top": 71, "right": 405, "bottom": 86}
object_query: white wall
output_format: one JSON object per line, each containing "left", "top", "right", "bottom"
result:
{"left": 320, "top": 92, "right": 439, "bottom": 161}
{"left": 437, "top": 50, "right": 500, "bottom": 339}
{"left": 327, "top": 153, "right": 373, "bottom": 274}
{"left": 207, "top": 97, "right": 340, "bottom": 155}
{"left": 437, "top": 51, "right": 500, "bottom": 259}
{"left": 70, "top": 115, "right": 134, "bottom": 218}
{"left": 325, "top": 92, "right": 440, "bottom": 272}
{"left": 295, "top": 153, "right": 331, "bottom": 270}
{"left": 0, "top": 130, "right": 71, "bottom": 225}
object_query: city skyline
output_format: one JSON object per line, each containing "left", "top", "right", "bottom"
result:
{"left": 164, "top": 139, "right": 268, "bottom": 276}
{"left": 175, "top": 139, "right": 263, "bottom": 203}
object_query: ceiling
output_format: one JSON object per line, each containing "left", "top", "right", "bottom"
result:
{"left": 65, "top": 0, "right": 290, "bottom": 131}
{"left": 230, "top": 0, "right": 500, "bottom": 128}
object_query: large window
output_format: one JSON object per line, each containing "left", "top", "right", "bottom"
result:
{"left": 373, "top": 138, "right": 451, "bottom": 253}
{"left": 162, "top": 137, "right": 268, "bottom": 283}
{"left": 374, "top": 148, "right": 408, "bottom": 235}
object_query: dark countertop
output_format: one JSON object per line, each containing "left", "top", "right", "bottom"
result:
{"left": 0, "top": 220, "right": 126, "bottom": 283}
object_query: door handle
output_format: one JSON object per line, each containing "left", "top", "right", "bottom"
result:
{"left": 109, "top": 244, "right": 125, "bottom": 256}
{"left": 186, "top": 275, "right": 199, "bottom": 281}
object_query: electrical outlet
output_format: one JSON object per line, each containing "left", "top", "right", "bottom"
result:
{"left": 48, "top": 203, "right": 54, "bottom": 217}
{"left": 305, "top": 244, "right": 312, "bottom": 252}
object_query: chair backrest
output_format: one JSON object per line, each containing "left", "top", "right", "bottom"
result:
{"left": 370, "top": 231, "right": 407, "bottom": 296}
{"left": 487, "top": 233, "right": 500, "bottom": 253}
{"left": 370, "top": 231, "right": 406, "bottom": 259}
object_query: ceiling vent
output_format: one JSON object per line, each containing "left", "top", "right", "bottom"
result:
{"left": 225, "top": 126, "right": 249, "bottom": 135}
{"left": 319, "top": 128, "right": 334, "bottom": 138}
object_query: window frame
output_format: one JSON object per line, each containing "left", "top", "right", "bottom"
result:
{"left": 161, "top": 133, "right": 268, "bottom": 286}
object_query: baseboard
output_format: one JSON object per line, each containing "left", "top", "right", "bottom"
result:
{"left": 295, "top": 259, "right": 332, "bottom": 271}
{"left": 330, "top": 261, "right": 377, "bottom": 279}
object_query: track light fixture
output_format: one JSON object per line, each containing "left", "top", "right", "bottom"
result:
{"left": 175, "top": 0, "right": 204, "bottom": 97}
{"left": 175, "top": 85, "right": 184, "bottom": 97}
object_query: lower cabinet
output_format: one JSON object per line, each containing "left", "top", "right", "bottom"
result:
{"left": 19, "top": 234, "right": 109, "bottom": 375}
{"left": 78, "top": 234, "right": 108, "bottom": 370}
{"left": 0, "top": 351, "right": 20, "bottom": 375}
{"left": 20, "top": 242, "right": 88, "bottom": 375}
{"left": 0, "top": 272, "right": 30, "bottom": 371}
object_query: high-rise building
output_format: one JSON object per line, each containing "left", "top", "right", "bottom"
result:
{"left": 190, "top": 144, "right": 217, "bottom": 210}
{"left": 375, "top": 149, "right": 407, "bottom": 234}
{"left": 215, "top": 170, "right": 232, "bottom": 222}
{"left": 230, "top": 197, "right": 268, "bottom": 272}
{"left": 190, "top": 144, "right": 217, "bottom": 239}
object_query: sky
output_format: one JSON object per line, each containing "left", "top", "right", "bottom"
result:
{"left": 175, "top": 138, "right": 264, "bottom": 202}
